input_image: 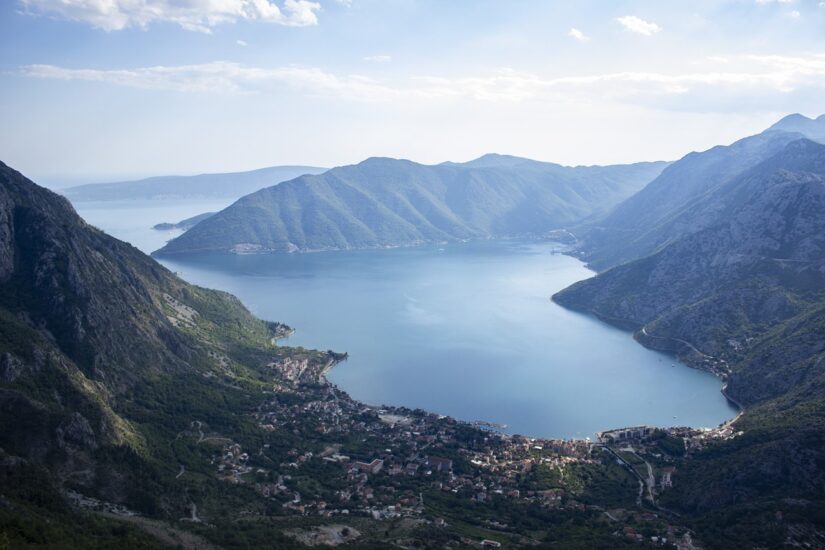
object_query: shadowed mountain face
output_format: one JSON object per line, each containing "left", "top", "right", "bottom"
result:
{"left": 554, "top": 137, "right": 825, "bottom": 526}
{"left": 154, "top": 156, "right": 668, "bottom": 256}
{"left": 0, "top": 161, "right": 310, "bottom": 535}
{"left": 61, "top": 165, "right": 327, "bottom": 201}
{"left": 576, "top": 114, "right": 825, "bottom": 271}
{"left": 1, "top": 163, "right": 191, "bottom": 388}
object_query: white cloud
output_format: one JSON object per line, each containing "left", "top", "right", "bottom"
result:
{"left": 237, "top": 39, "right": 248, "bottom": 47}
{"left": 755, "top": 0, "right": 794, "bottom": 4}
{"left": 616, "top": 15, "right": 661, "bottom": 36}
{"left": 364, "top": 55, "right": 391, "bottom": 62}
{"left": 18, "top": 0, "right": 322, "bottom": 32}
{"left": 567, "top": 28, "right": 588, "bottom": 42}
{"left": 20, "top": 62, "right": 406, "bottom": 98}
{"left": 20, "top": 53, "right": 825, "bottom": 106}
{"left": 787, "top": 9, "right": 801, "bottom": 17}
{"left": 334, "top": 0, "right": 353, "bottom": 6}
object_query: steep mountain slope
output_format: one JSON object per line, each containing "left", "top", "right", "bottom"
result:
{"left": 576, "top": 114, "right": 825, "bottom": 270}
{"left": 155, "top": 156, "right": 667, "bottom": 256}
{"left": 0, "top": 161, "right": 292, "bottom": 391}
{"left": 555, "top": 139, "right": 825, "bottom": 403}
{"left": 553, "top": 139, "right": 825, "bottom": 539}
{"left": 0, "top": 161, "right": 320, "bottom": 545}
{"left": 62, "top": 165, "right": 327, "bottom": 201}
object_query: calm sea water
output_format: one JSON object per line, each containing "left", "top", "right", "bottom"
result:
{"left": 75, "top": 200, "right": 737, "bottom": 439}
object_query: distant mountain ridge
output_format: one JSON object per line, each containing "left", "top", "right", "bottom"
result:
{"left": 155, "top": 155, "right": 668, "bottom": 256}
{"left": 556, "top": 138, "right": 825, "bottom": 390}
{"left": 767, "top": 113, "right": 825, "bottom": 140}
{"left": 153, "top": 211, "right": 215, "bottom": 231}
{"left": 62, "top": 164, "right": 327, "bottom": 201}
{"left": 575, "top": 113, "right": 825, "bottom": 270}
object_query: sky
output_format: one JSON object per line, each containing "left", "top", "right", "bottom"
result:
{"left": 1, "top": 0, "right": 825, "bottom": 186}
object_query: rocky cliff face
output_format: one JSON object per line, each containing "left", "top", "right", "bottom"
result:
{"left": 0, "top": 184, "right": 14, "bottom": 282}
{"left": 0, "top": 161, "right": 199, "bottom": 390}
{"left": 0, "top": 160, "right": 292, "bottom": 517}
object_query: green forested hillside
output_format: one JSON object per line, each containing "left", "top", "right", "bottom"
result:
{"left": 555, "top": 139, "right": 825, "bottom": 404}
{"left": 156, "top": 155, "right": 667, "bottom": 256}
{"left": 553, "top": 138, "right": 825, "bottom": 546}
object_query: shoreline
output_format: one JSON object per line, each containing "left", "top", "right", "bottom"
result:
{"left": 319, "top": 325, "right": 740, "bottom": 446}
{"left": 320, "top": 357, "right": 521, "bottom": 436}
{"left": 153, "top": 232, "right": 578, "bottom": 258}
{"left": 553, "top": 302, "right": 743, "bottom": 419}
{"left": 291, "top": 238, "right": 744, "bottom": 443}
{"left": 220, "top": 237, "right": 741, "bottom": 443}
{"left": 635, "top": 326, "right": 744, "bottom": 414}
{"left": 556, "top": 246, "right": 745, "bottom": 419}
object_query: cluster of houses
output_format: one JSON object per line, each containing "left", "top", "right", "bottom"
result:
{"left": 211, "top": 387, "right": 606, "bottom": 522}
{"left": 190, "top": 358, "right": 722, "bottom": 548}
{"left": 619, "top": 525, "right": 700, "bottom": 549}
{"left": 215, "top": 442, "right": 253, "bottom": 483}
{"left": 684, "top": 424, "right": 743, "bottom": 450}
{"left": 597, "top": 425, "right": 655, "bottom": 443}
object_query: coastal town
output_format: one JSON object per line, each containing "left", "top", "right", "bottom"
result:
{"left": 169, "top": 352, "right": 743, "bottom": 548}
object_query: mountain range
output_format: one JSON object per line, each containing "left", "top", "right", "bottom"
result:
{"left": 2, "top": 114, "right": 825, "bottom": 548}
{"left": 154, "top": 155, "right": 668, "bottom": 256}
{"left": 61, "top": 165, "right": 327, "bottom": 202}
{"left": 574, "top": 113, "right": 825, "bottom": 271}
{"left": 0, "top": 159, "right": 683, "bottom": 548}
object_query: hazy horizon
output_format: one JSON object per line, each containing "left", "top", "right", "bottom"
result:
{"left": 2, "top": 0, "right": 825, "bottom": 185}
{"left": 22, "top": 113, "right": 822, "bottom": 190}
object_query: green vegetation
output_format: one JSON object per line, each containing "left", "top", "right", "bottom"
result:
{"left": 156, "top": 155, "right": 667, "bottom": 256}
{"left": 650, "top": 430, "right": 685, "bottom": 458}
{"left": 527, "top": 450, "right": 638, "bottom": 508}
